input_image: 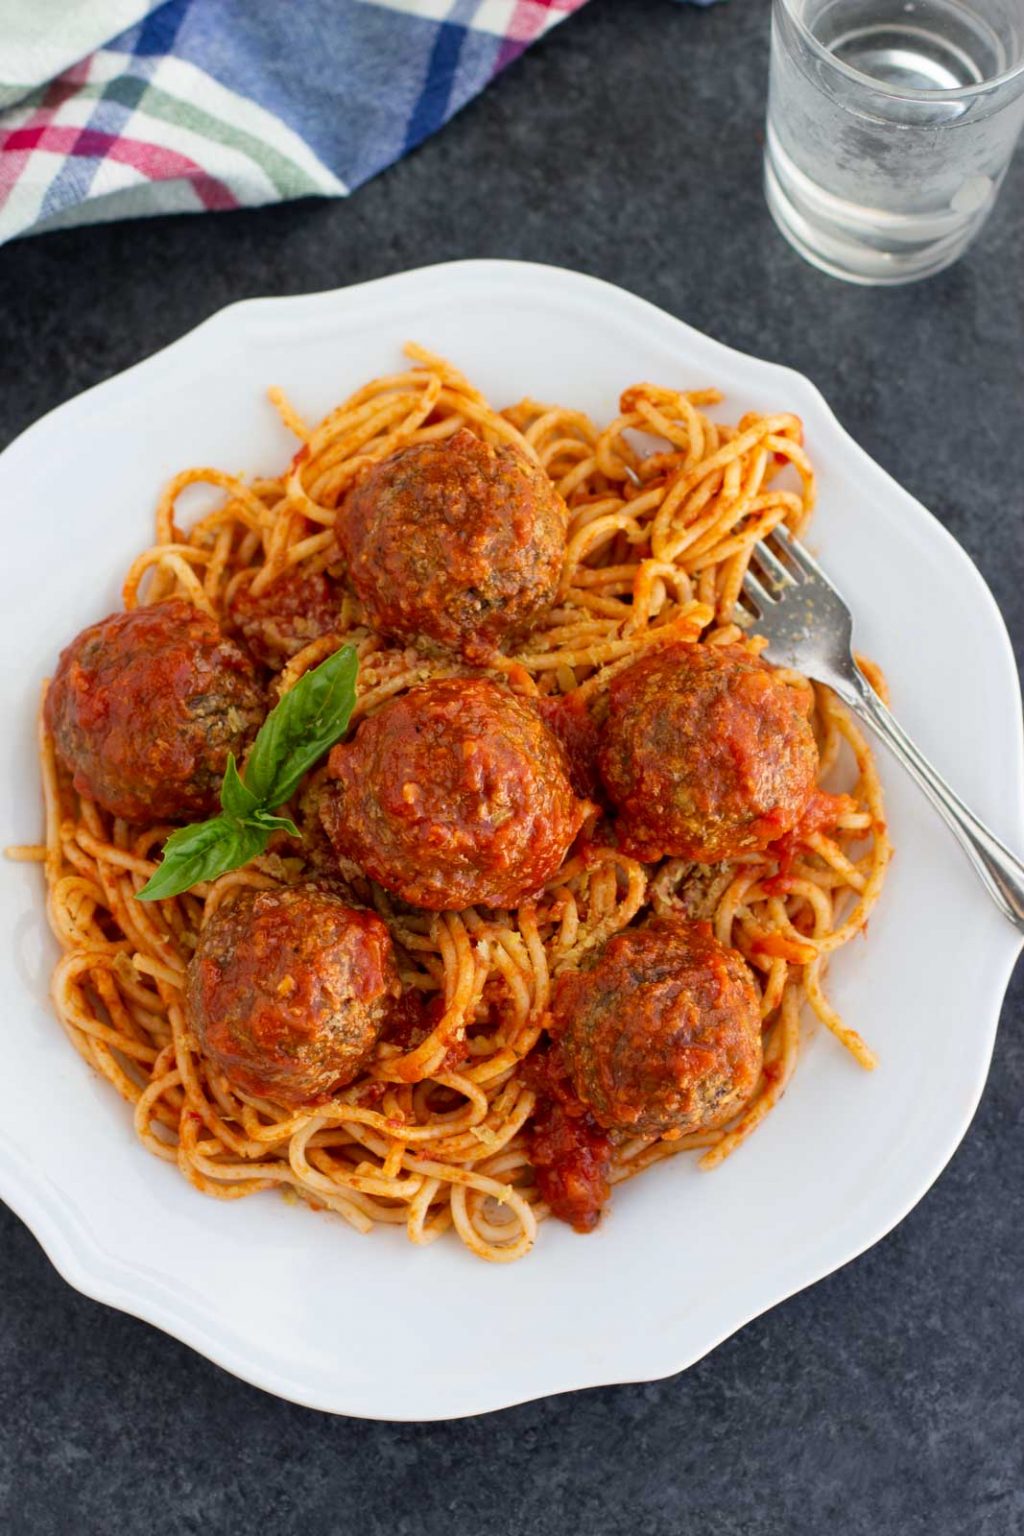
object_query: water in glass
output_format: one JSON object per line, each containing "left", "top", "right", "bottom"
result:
{"left": 765, "top": 0, "right": 1024, "bottom": 283}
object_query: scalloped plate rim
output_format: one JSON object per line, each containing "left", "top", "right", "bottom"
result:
{"left": 1, "top": 259, "right": 1020, "bottom": 1421}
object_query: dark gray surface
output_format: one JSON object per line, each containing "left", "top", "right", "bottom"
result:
{"left": 1, "top": 1, "right": 1022, "bottom": 1532}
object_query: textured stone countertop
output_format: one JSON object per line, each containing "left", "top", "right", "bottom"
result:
{"left": 1, "top": 2, "right": 1021, "bottom": 1532}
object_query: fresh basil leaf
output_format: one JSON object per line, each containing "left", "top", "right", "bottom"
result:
{"left": 249, "top": 809, "right": 300, "bottom": 837}
{"left": 220, "top": 752, "right": 259, "bottom": 820}
{"left": 243, "top": 644, "right": 358, "bottom": 810}
{"left": 137, "top": 816, "right": 269, "bottom": 901}
{"left": 133, "top": 646, "right": 359, "bottom": 903}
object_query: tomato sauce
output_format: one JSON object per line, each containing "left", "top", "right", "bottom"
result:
{"left": 535, "top": 691, "right": 604, "bottom": 803}
{"left": 524, "top": 1047, "right": 612, "bottom": 1233}
{"left": 382, "top": 989, "right": 439, "bottom": 1050}
{"left": 227, "top": 566, "right": 341, "bottom": 667}
{"left": 382, "top": 990, "right": 470, "bottom": 1072}
{"left": 764, "top": 788, "right": 858, "bottom": 886}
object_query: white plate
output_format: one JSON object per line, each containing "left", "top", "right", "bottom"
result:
{"left": 1, "top": 261, "right": 1021, "bottom": 1421}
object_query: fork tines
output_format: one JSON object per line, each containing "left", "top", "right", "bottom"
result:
{"left": 742, "top": 524, "right": 817, "bottom": 616}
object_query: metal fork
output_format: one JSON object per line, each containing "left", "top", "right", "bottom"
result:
{"left": 741, "top": 524, "right": 1024, "bottom": 931}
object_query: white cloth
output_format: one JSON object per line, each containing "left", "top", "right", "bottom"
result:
{"left": 0, "top": 0, "right": 165, "bottom": 108}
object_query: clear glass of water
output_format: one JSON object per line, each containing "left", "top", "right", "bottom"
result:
{"left": 764, "top": 0, "right": 1024, "bottom": 284}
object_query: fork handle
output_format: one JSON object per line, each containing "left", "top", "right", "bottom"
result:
{"left": 833, "top": 669, "right": 1024, "bottom": 931}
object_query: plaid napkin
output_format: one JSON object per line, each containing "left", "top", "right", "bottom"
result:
{"left": 0, "top": 0, "right": 711, "bottom": 245}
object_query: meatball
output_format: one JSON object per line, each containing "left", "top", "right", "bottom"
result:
{"left": 337, "top": 428, "right": 568, "bottom": 661}
{"left": 226, "top": 566, "right": 341, "bottom": 668}
{"left": 550, "top": 916, "right": 762, "bottom": 1137}
{"left": 46, "top": 598, "right": 264, "bottom": 824}
{"left": 321, "top": 677, "right": 587, "bottom": 910}
{"left": 185, "top": 885, "right": 399, "bottom": 1106}
{"left": 599, "top": 642, "right": 818, "bottom": 863}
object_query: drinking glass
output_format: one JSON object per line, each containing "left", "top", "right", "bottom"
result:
{"left": 764, "top": 0, "right": 1024, "bottom": 284}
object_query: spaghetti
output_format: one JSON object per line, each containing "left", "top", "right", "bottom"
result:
{"left": 20, "top": 345, "right": 891, "bottom": 1262}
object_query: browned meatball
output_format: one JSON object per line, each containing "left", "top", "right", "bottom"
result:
{"left": 45, "top": 598, "right": 264, "bottom": 824}
{"left": 551, "top": 916, "right": 762, "bottom": 1137}
{"left": 599, "top": 642, "right": 818, "bottom": 863}
{"left": 321, "top": 677, "right": 588, "bottom": 910}
{"left": 185, "top": 885, "right": 399, "bottom": 1106}
{"left": 226, "top": 566, "right": 341, "bottom": 668}
{"left": 337, "top": 428, "right": 568, "bottom": 661}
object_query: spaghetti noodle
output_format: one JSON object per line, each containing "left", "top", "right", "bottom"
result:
{"left": 20, "top": 345, "right": 891, "bottom": 1262}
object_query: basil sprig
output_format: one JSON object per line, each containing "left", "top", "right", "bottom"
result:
{"left": 137, "top": 644, "right": 358, "bottom": 901}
